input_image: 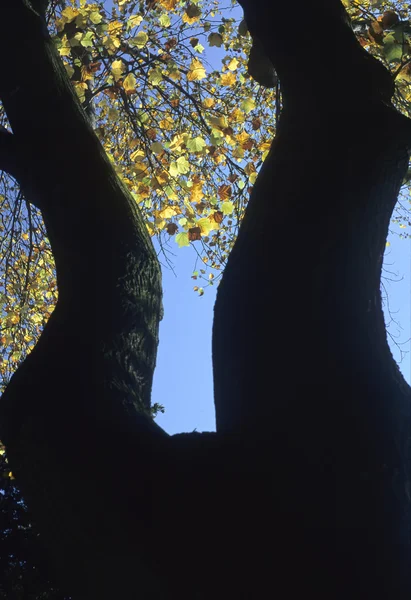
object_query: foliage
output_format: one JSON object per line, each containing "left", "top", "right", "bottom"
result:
{"left": 0, "top": 0, "right": 278, "bottom": 389}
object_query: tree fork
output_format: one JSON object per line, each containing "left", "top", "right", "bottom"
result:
{"left": 0, "top": 0, "right": 410, "bottom": 598}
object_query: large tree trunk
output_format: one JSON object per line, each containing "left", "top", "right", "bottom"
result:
{"left": 0, "top": 0, "right": 410, "bottom": 598}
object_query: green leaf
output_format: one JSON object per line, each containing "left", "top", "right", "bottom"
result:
{"left": 169, "top": 161, "right": 179, "bottom": 177}
{"left": 240, "top": 97, "right": 256, "bottom": 114}
{"left": 89, "top": 11, "right": 102, "bottom": 25}
{"left": 186, "top": 136, "right": 206, "bottom": 152}
{"left": 221, "top": 201, "right": 234, "bottom": 215}
{"left": 159, "top": 14, "right": 171, "bottom": 27}
{"left": 148, "top": 68, "right": 163, "bottom": 85}
{"left": 131, "top": 31, "right": 149, "bottom": 49}
{"left": 383, "top": 34, "right": 402, "bottom": 62}
{"left": 175, "top": 232, "right": 190, "bottom": 247}
{"left": 80, "top": 31, "right": 94, "bottom": 48}
{"left": 176, "top": 156, "right": 190, "bottom": 174}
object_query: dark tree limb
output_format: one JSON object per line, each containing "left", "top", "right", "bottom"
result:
{"left": 213, "top": 0, "right": 411, "bottom": 595}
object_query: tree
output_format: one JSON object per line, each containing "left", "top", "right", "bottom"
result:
{"left": 0, "top": 0, "right": 410, "bottom": 598}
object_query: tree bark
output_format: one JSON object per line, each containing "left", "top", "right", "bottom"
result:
{"left": 213, "top": 0, "right": 411, "bottom": 596}
{"left": 0, "top": 0, "right": 410, "bottom": 599}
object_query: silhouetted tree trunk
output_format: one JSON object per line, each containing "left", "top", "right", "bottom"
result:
{"left": 0, "top": 1, "right": 410, "bottom": 598}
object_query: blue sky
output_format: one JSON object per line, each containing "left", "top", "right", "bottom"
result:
{"left": 153, "top": 230, "right": 411, "bottom": 435}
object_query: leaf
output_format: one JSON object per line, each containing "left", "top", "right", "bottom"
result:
{"left": 220, "top": 72, "right": 236, "bottom": 86}
{"left": 208, "top": 32, "right": 223, "bottom": 47}
{"left": 158, "top": 206, "right": 180, "bottom": 219}
{"left": 183, "top": 3, "right": 201, "bottom": 23}
{"left": 186, "top": 136, "right": 206, "bottom": 152}
{"left": 111, "top": 59, "right": 125, "bottom": 81}
{"left": 176, "top": 156, "right": 190, "bottom": 174}
{"left": 62, "top": 6, "right": 79, "bottom": 23}
{"left": 150, "top": 142, "right": 164, "bottom": 154}
{"left": 176, "top": 232, "right": 190, "bottom": 247}
{"left": 90, "top": 11, "right": 103, "bottom": 25}
{"left": 221, "top": 201, "right": 234, "bottom": 215}
{"left": 127, "top": 14, "right": 143, "bottom": 29}
{"left": 213, "top": 211, "right": 224, "bottom": 223}
{"left": 148, "top": 68, "right": 163, "bottom": 85}
{"left": 240, "top": 97, "right": 256, "bottom": 114}
{"left": 383, "top": 34, "right": 402, "bottom": 62}
{"left": 218, "top": 184, "right": 232, "bottom": 200}
{"left": 80, "top": 31, "right": 94, "bottom": 47}
{"left": 227, "top": 58, "right": 239, "bottom": 71}
{"left": 188, "top": 227, "right": 202, "bottom": 241}
{"left": 203, "top": 97, "right": 215, "bottom": 108}
{"left": 166, "top": 222, "right": 178, "bottom": 235}
{"left": 123, "top": 73, "right": 137, "bottom": 94}
{"left": 159, "top": 13, "right": 171, "bottom": 27}
{"left": 131, "top": 31, "right": 149, "bottom": 49}
{"left": 197, "top": 217, "right": 217, "bottom": 235}
{"left": 187, "top": 58, "right": 206, "bottom": 81}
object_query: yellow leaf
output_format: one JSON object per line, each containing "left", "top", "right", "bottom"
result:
{"left": 197, "top": 217, "right": 217, "bottom": 235}
{"left": 203, "top": 97, "right": 215, "bottom": 108}
{"left": 158, "top": 206, "right": 180, "bottom": 219}
{"left": 159, "top": 0, "right": 178, "bottom": 9}
{"left": 190, "top": 181, "right": 204, "bottom": 202}
{"left": 131, "top": 31, "right": 148, "bottom": 49}
{"left": 220, "top": 72, "right": 236, "bottom": 86}
{"left": 227, "top": 57, "right": 239, "bottom": 71}
{"left": 61, "top": 6, "right": 79, "bottom": 23}
{"left": 230, "top": 108, "right": 245, "bottom": 123}
{"left": 221, "top": 201, "right": 234, "bottom": 215}
{"left": 208, "top": 115, "right": 228, "bottom": 131}
{"left": 175, "top": 232, "right": 190, "bottom": 247}
{"left": 108, "top": 21, "right": 123, "bottom": 36}
{"left": 187, "top": 58, "right": 206, "bottom": 81}
{"left": 111, "top": 59, "right": 125, "bottom": 81}
{"left": 159, "top": 117, "right": 173, "bottom": 130}
{"left": 127, "top": 14, "right": 143, "bottom": 29}
{"left": 123, "top": 73, "right": 137, "bottom": 93}
{"left": 168, "top": 69, "right": 181, "bottom": 81}
{"left": 58, "top": 34, "right": 71, "bottom": 57}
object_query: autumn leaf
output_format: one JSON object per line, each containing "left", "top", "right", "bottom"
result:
{"left": 187, "top": 58, "right": 206, "bottom": 81}
{"left": 240, "top": 97, "right": 256, "bottom": 114}
{"left": 123, "top": 73, "right": 137, "bottom": 94}
{"left": 227, "top": 58, "right": 239, "bottom": 71}
{"left": 220, "top": 72, "right": 236, "bottom": 86}
{"left": 111, "top": 59, "right": 125, "bottom": 81}
{"left": 221, "top": 201, "right": 234, "bottom": 215}
{"left": 208, "top": 32, "right": 223, "bottom": 47}
{"left": 183, "top": 3, "right": 201, "bottom": 24}
{"left": 186, "top": 137, "right": 206, "bottom": 152}
{"left": 218, "top": 184, "right": 232, "bottom": 200}
{"left": 130, "top": 31, "right": 148, "bottom": 49}
{"left": 188, "top": 227, "right": 202, "bottom": 241}
{"left": 175, "top": 232, "right": 190, "bottom": 247}
{"left": 166, "top": 222, "right": 178, "bottom": 235}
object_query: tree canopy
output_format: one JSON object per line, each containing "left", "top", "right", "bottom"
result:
{"left": 0, "top": 0, "right": 410, "bottom": 393}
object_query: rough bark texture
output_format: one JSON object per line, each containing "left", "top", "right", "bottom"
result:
{"left": 0, "top": 0, "right": 410, "bottom": 599}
